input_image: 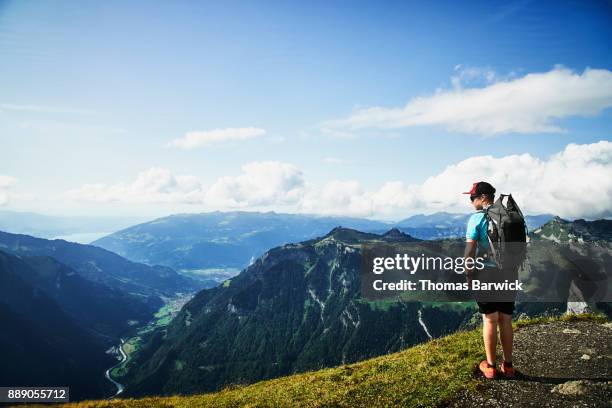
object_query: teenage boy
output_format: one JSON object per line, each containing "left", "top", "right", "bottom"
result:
{"left": 463, "top": 181, "right": 516, "bottom": 380}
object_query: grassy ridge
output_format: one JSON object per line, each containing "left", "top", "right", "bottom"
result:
{"left": 53, "top": 314, "right": 605, "bottom": 408}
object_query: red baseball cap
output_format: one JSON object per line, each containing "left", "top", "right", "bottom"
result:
{"left": 463, "top": 181, "right": 496, "bottom": 196}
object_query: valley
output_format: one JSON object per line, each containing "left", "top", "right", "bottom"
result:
{"left": 105, "top": 293, "right": 195, "bottom": 395}
{"left": 0, "top": 212, "right": 608, "bottom": 402}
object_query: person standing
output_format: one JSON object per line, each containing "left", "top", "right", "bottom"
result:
{"left": 463, "top": 181, "right": 516, "bottom": 380}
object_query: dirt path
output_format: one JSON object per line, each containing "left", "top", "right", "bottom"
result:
{"left": 446, "top": 320, "right": 612, "bottom": 407}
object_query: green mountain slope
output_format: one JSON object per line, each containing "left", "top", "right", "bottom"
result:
{"left": 50, "top": 315, "right": 607, "bottom": 408}
{"left": 0, "top": 230, "right": 199, "bottom": 305}
{"left": 0, "top": 250, "right": 115, "bottom": 400}
{"left": 16, "top": 253, "right": 155, "bottom": 340}
{"left": 119, "top": 227, "right": 474, "bottom": 397}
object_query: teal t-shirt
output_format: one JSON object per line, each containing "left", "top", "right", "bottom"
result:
{"left": 466, "top": 210, "right": 496, "bottom": 267}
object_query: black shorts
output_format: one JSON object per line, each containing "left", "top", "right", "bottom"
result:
{"left": 472, "top": 266, "right": 519, "bottom": 306}
{"left": 477, "top": 301, "right": 515, "bottom": 315}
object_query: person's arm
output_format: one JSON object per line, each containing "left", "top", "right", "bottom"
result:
{"left": 464, "top": 240, "right": 477, "bottom": 281}
{"left": 464, "top": 214, "right": 480, "bottom": 281}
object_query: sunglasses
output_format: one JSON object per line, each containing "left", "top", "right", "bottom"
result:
{"left": 470, "top": 195, "right": 480, "bottom": 202}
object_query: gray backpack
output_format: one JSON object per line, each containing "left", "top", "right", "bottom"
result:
{"left": 484, "top": 194, "right": 528, "bottom": 269}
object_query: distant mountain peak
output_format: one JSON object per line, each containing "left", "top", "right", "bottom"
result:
{"left": 325, "top": 225, "right": 345, "bottom": 235}
{"left": 531, "top": 217, "right": 612, "bottom": 243}
{"left": 320, "top": 226, "right": 419, "bottom": 245}
{"left": 321, "top": 226, "right": 378, "bottom": 242}
{"left": 382, "top": 227, "right": 418, "bottom": 241}
{"left": 383, "top": 227, "right": 402, "bottom": 235}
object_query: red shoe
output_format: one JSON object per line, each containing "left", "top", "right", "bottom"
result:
{"left": 479, "top": 360, "right": 496, "bottom": 379}
{"left": 500, "top": 361, "right": 515, "bottom": 378}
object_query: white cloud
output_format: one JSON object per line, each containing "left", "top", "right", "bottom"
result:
{"left": 65, "top": 141, "right": 612, "bottom": 219}
{"left": 407, "top": 141, "right": 612, "bottom": 219}
{"left": 298, "top": 141, "right": 612, "bottom": 219}
{"left": 167, "top": 127, "right": 266, "bottom": 149}
{"left": 323, "top": 67, "right": 612, "bottom": 136}
{"left": 66, "top": 167, "right": 205, "bottom": 204}
{"left": 300, "top": 180, "right": 373, "bottom": 216}
{"left": 205, "top": 161, "right": 305, "bottom": 207}
{"left": 0, "top": 175, "right": 17, "bottom": 206}
{"left": 67, "top": 161, "right": 305, "bottom": 208}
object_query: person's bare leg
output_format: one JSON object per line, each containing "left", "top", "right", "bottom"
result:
{"left": 498, "top": 312, "right": 513, "bottom": 363}
{"left": 482, "top": 312, "right": 498, "bottom": 365}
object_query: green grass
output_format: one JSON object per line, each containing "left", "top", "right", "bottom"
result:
{"left": 153, "top": 305, "right": 170, "bottom": 319}
{"left": 55, "top": 313, "right": 606, "bottom": 408}
{"left": 512, "top": 311, "right": 607, "bottom": 329}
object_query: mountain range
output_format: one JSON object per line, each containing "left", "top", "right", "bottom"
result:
{"left": 122, "top": 226, "right": 477, "bottom": 396}
{"left": 92, "top": 211, "right": 553, "bottom": 287}
{"left": 0, "top": 230, "right": 202, "bottom": 400}
{"left": 0, "top": 211, "right": 604, "bottom": 401}
{"left": 92, "top": 212, "right": 388, "bottom": 270}
{"left": 0, "top": 230, "right": 199, "bottom": 304}
{"left": 397, "top": 211, "right": 552, "bottom": 239}
{"left": 531, "top": 216, "right": 612, "bottom": 243}
{"left": 119, "top": 217, "right": 610, "bottom": 397}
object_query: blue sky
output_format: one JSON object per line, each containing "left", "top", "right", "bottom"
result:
{"left": 1, "top": 0, "right": 611, "bottom": 219}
